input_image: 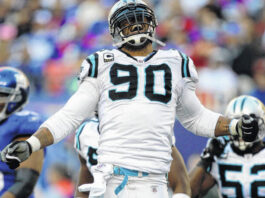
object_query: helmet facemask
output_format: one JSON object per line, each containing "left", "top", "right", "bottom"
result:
{"left": 225, "top": 95, "right": 265, "bottom": 152}
{"left": 231, "top": 115, "right": 265, "bottom": 152}
{"left": 109, "top": 3, "right": 165, "bottom": 48}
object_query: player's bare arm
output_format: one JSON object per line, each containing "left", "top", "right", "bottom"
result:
{"left": 75, "top": 154, "right": 94, "bottom": 198}
{"left": 189, "top": 167, "right": 215, "bottom": 198}
{"left": 214, "top": 116, "right": 231, "bottom": 137}
{"left": 168, "top": 146, "right": 191, "bottom": 196}
{"left": 214, "top": 109, "right": 260, "bottom": 142}
{"left": 189, "top": 138, "right": 226, "bottom": 197}
{"left": 33, "top": 127, "right": 54, "bottom": 149}
{"left": 189, "top": 141, "right": 219, "bottom": 198}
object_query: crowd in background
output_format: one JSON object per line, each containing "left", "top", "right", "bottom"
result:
{"left": 1, "top": 0, "right": 265, "bottom": 197}
{"left": 1, "top": 0, "right": 265, "bottom": 106}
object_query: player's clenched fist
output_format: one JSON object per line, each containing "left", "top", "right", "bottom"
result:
{"left": 0, "top": 141, "right": 32, "bottom": 169}
{"left": 230, "top": 114, "right": 259, "bottom": 142}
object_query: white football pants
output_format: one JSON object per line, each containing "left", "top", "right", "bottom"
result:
{"left": 102, "top": 174, "right": 169, "bottom": 198}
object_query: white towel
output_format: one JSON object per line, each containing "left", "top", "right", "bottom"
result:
{"left": 78, "top": 163, "right": 113, "bottom": 198}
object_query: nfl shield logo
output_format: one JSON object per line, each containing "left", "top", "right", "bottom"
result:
{"left": 152, "top": 186, "right": 157, "bottom": 193}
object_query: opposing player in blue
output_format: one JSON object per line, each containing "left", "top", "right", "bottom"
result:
{"left": 0, "top": 67, "right": 44, "bottom": 198}
{"left": 189, "top": 95, "right": 265, "bottom": 198}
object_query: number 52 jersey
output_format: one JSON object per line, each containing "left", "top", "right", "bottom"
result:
{"left": 74, "top": 117, "right": 99, "bottom": 170}
{"left": 210, "top": 144, "right": 265, "bottom": 198}
{"left": 79, "top": 49, "right": 200, "bottom": 174}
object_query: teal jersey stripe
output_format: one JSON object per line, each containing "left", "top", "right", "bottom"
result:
{"left": 90, "top": 54, "right": 96, "bottom": 77}
{"left": 86, "top": 53, "right": 98, "bottom": 78}
{"left": 182, "top": 53, "right": 188, "bottom": 77}
{"left": 75, "top": 121, "right": 89, "bottom": 150}
{"left": 179, "top": 51, "right": 191, "bottom": 78}
{"left": 87, "top": 54, "right": 96, "bottom": 77}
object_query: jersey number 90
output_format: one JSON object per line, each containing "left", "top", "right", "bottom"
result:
{"left": 109, "top": 63, "right": 172, "bottom": 104}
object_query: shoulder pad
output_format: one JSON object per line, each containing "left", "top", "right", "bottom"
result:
{"left": 177, "top": 50, "right": 198, "bottom": 83}
{"left": 178, "top": 51, "right": 191, "bottom": 78}
{"left": 97, "top": 49, "right": 115, "bottom": 63}
{"left": 85, "top": 53, "right": 99, "bottom": 78}
{"left": 79, "top": 52, "right": 99, "bottom": 81}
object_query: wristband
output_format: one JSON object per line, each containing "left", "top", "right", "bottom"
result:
{"left": 172, "top": 193, "right": 191, "bottom": 198}
{"left": 229, "top": 119, "right": 238, "bottom": 136}
{"left": 26, "top": 136, "right": 41, "bottom": 152}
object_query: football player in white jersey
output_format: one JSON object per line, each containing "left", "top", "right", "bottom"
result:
{"left": 74, "top": 116, "right": 99, "bottom": 198}
{"left": 189, "top": 95, "right": 265, "bottom": 198}
{"left": 74, "top": 115, "right": 191, "bottom": 198}
{"left": 0, "top": 1, "right": 260, "bottom": 198}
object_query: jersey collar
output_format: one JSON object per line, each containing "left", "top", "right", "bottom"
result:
{"left": 118, "top": 49, "right": 158, "bottom": 63}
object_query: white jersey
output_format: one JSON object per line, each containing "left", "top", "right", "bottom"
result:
{"left": 80, "top": 49, "right": 196, "bottom": 174}
{"left": 42, "top": 48, "right": 220, "bottom": 174}
{"left": 210, "top": 144, "right": 265, "bottom": 198}
{"left": 74, "top": 117, "right": 99, "bottom": 170}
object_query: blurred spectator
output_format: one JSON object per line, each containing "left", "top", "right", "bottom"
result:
{"left": 197, "top": 47, "right": 238, "bottom": 112}
{"left": 179, "top": 0, "right": 209, "bottom": 16}
{"left": 76, "top": 0, "right": 106, "bottom": 32}
{"left": 231, "top": 14, "right": 263, "bottom": 77}
{"left": 197, "top": 3, "right": 224, "bottom": 43}
{"left": 249, "top": 57, "right": 265, "bottom": 104}
{"left": 0, "top": 0, "right": 263, "bottom": 99}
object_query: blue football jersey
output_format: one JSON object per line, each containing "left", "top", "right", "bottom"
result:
{"left": 0, "top": 110, "right": 43, "bottom": 197}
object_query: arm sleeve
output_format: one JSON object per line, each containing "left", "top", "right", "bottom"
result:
{"left": 40, "top": 78, "right": 99, "bottom": 143}
{"left": 175, "top": 79, "right": 221, "bottom": 137}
